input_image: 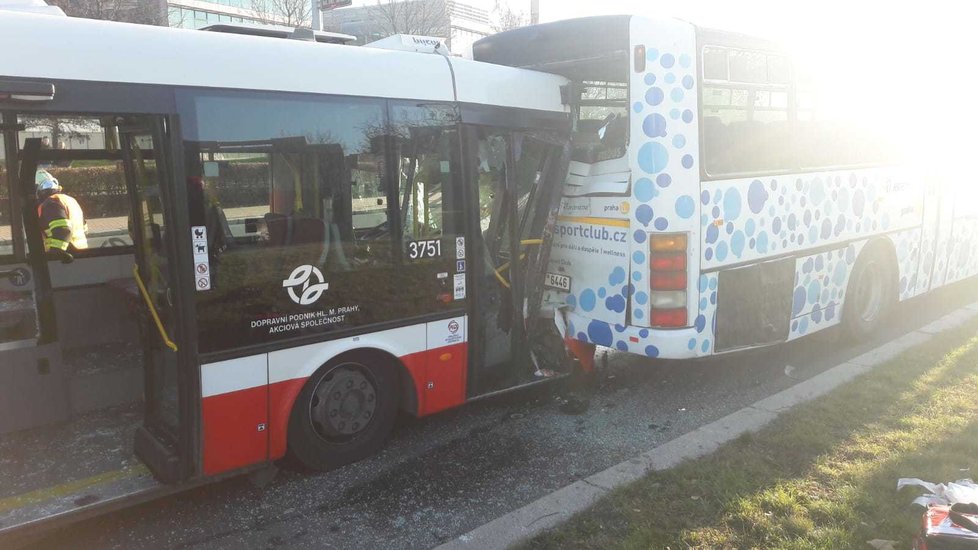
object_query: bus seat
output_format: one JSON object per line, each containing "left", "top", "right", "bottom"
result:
{"left": 291, "top": 217, "right": 328, "bottom": 266}
{"left": 264, "top": 212, "right": 292, "bottom": 246}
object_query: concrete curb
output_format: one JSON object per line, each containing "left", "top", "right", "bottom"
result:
{"left": 435, "top": 304, "right": 978, "bottom": 550}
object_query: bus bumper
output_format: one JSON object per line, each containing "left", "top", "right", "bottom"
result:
{"left": 561, "top": 309, "right": 713, "bottom": 360}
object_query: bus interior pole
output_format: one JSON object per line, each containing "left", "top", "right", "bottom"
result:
{"left": 1, "top": 112, "right": 25, "bottom": 258}
{"left": 506, "top": 136, "right": 526, "bottom": 366}
{"left": 311, "top": 0, "right": 321, "bottom": 31}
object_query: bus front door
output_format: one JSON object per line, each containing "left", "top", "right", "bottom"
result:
{"left": 119, "top": 118, "right": 198, "bottom": 484}
{"left": 0, "top": 135, "right": 69, "bottom": 434}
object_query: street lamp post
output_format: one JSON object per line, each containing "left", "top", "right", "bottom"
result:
{"left": 311, "top": 0, "right": 321, "bottom": 30}
{"left": 313, "top": 0, "right": 353, "bottom": 31}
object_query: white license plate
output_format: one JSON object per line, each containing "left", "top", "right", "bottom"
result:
{"left": 545, "top": 272, "right": 571, "bottom": 291}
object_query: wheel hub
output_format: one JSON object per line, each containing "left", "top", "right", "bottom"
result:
{"left": 310, "top": 366, "right": 377, "bottom": 438}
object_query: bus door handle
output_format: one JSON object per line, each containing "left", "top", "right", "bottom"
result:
{"left": 132, "top": 264, "right": 179, "bottom": 352}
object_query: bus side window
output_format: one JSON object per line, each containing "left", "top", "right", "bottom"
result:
{"left": 390, "top": 103, "right": 462, "bottom": 256}
{"left": 179, "top": 90, "right": 397, "bottom": 353}
{"left": 701, "top": 46, "right": 792, "bottom": 177}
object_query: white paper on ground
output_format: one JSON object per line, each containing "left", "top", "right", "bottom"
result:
{"left": 897, "top": 478, "right": 978, "bottom": 506}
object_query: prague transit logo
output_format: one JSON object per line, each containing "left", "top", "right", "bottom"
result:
{"left": 283, "top": 265, "right": 329, "bottom": 305}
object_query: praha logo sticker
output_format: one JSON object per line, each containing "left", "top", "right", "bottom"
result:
{"left": 283, "top": 265, "right": 329, "bottom": 305}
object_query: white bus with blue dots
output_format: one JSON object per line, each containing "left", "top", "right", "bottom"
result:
{"left": 474, "top": 15, "right": 976, "bottom": 363}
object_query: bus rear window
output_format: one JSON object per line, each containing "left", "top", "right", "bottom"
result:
{"left": 572, "top": 81, "right": 628, "bottom": 164}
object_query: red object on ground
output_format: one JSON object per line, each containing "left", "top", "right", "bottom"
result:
{"left": 913, "top": 505, "right": 978, "bottom": 549}
{"left": 564, "top": 337, "right": 596, "bottom": 373}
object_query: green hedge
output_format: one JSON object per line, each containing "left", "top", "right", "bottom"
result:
{"left": 0, "top": 162, "right": 270, "bottom": 224}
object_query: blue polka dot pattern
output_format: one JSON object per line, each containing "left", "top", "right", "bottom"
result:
{"left": 579, "top": 289, "right": 596, "bottom": 312}
{"left": 635, "top": 178, "right": 655, "bottom": 202}
{"left": 701, "top": 172, "right": 914, "bottom": 271}
{"left": 645, "top": 87, "right": 664, "bottom": 106}
{"left": 638, "top": 142, "right": 669, "bottom": 173}
{"left": 643, "top": 113, "right": 668, "bottom": 138}
{"left": 787, "top": 242, "right": 872, "bottom": 341}
{"left": 588, "top": 320, "right": 613, "bottom": 346}
{"left": 675, "top": 195, "right": 695, "bottom": 219}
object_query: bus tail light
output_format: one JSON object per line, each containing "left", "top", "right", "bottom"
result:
{"left": 650, "top": 233, "right": 687, "bottom": 252}
{"left": 649, "top": 290, "right": 686, "bottom": 309}
{"left": 651, "top": 270, "right": 686, "bottom": 290}
{"left": 650, "top": 253, "right": 686, "bottom": 271}
{"left": 651, "top": 307, "right": 687, "bottom": 327}
{"left": 649, "top": 232, "right": 689, "bottom": 328}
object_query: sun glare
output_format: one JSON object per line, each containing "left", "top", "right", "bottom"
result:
{"left": 543, "top": 0, "right": 974, "bottom": 179}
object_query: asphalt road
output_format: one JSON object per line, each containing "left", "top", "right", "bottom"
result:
{"left": 30, "top": 280, "right": 978, "bottom": 550}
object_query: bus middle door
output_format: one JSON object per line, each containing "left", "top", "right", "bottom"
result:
{"left": 118, "top": 117, "right": 198, "bottom": 484}
{"left": 468, "top": 128, "right": 566, "bottom": 394}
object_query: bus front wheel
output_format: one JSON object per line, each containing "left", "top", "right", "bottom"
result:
{"left": 287, "top": 351, "right": 399, "bottom": 471}
{"left": 842, "top": 244, "right": 895, "bottom": 340}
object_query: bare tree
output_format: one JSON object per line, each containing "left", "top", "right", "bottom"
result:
{"left": 48, "top": 0, "right": 168, "bottom": 25}
{"left": 250, "top": 0, "right": 311, "bottom": 26}
{"left": 367, "top": 0, "right": 449, "bottom": 39}
{"left": 167, "top": 5, "right": 187, "bottom": 28}
{"left": 490, "top": 0, "right": 527, "bottom": 33}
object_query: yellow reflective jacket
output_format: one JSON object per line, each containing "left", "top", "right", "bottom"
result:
{"left": 37, "top": 193, "right": 88, "bottom": 251}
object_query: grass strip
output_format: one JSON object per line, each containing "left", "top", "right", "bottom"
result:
{"left": 522, "top": 320, "right": 978, "bottom": 550}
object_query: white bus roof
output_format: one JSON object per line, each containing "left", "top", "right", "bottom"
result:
{"left": 0, "top": 11, "right": 568, "bottom": 113}
{"left": 0, "top": 0, "right": 64, "bottom": 16}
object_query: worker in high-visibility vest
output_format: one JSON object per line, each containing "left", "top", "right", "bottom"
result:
{"left": 36, "top": 170, "right": 88, "bottom": 252}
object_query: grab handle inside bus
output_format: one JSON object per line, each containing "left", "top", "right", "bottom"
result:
{"left": 133, "top": 264, "right": 178, "bottom": 352}
{"left": 492, "top": 239, "right": 544, "bottom": 289}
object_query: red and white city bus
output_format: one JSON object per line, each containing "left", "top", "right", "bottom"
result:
{"left": 0, "top": 7, "right": 571, "bottom": 535}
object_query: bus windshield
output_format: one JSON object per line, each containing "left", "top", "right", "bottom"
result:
{"left": 572, "top": 81, "right": 628, "bottom": 164}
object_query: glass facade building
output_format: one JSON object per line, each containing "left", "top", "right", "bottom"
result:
{"left": 167, "top": 0, "right": 290, "bottom": 30}
{"left": 322, "top": 0, "right": 506, "bottom": 55}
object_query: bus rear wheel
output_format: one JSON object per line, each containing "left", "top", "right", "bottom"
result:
{"left": 287, "top": 352, "right": 399, "bottom": 471}
{"left": 843, "top": 245, "right": 895, "bottom": 340}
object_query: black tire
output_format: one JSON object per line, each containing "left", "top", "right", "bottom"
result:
{"left": 842, "top": 245, "right": 895, "bottom": 340}
{"left": 286, "top": 351, "right": 399, "bottom": 471}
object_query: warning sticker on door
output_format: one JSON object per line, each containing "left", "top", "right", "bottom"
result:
{"left": 455, "top": 236, "right": 465, "bottom": 259}
{"left": 192, "top": 226, "right": 208, "bottom": 246}
{"left": 196, "top": 275, "right": 211, "bottom": 291}
{"left": 191, "top": 226, "right": 210, "bottom": 291}
{"left": 453, "top": 273, "right": 466, "bottom": 300}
